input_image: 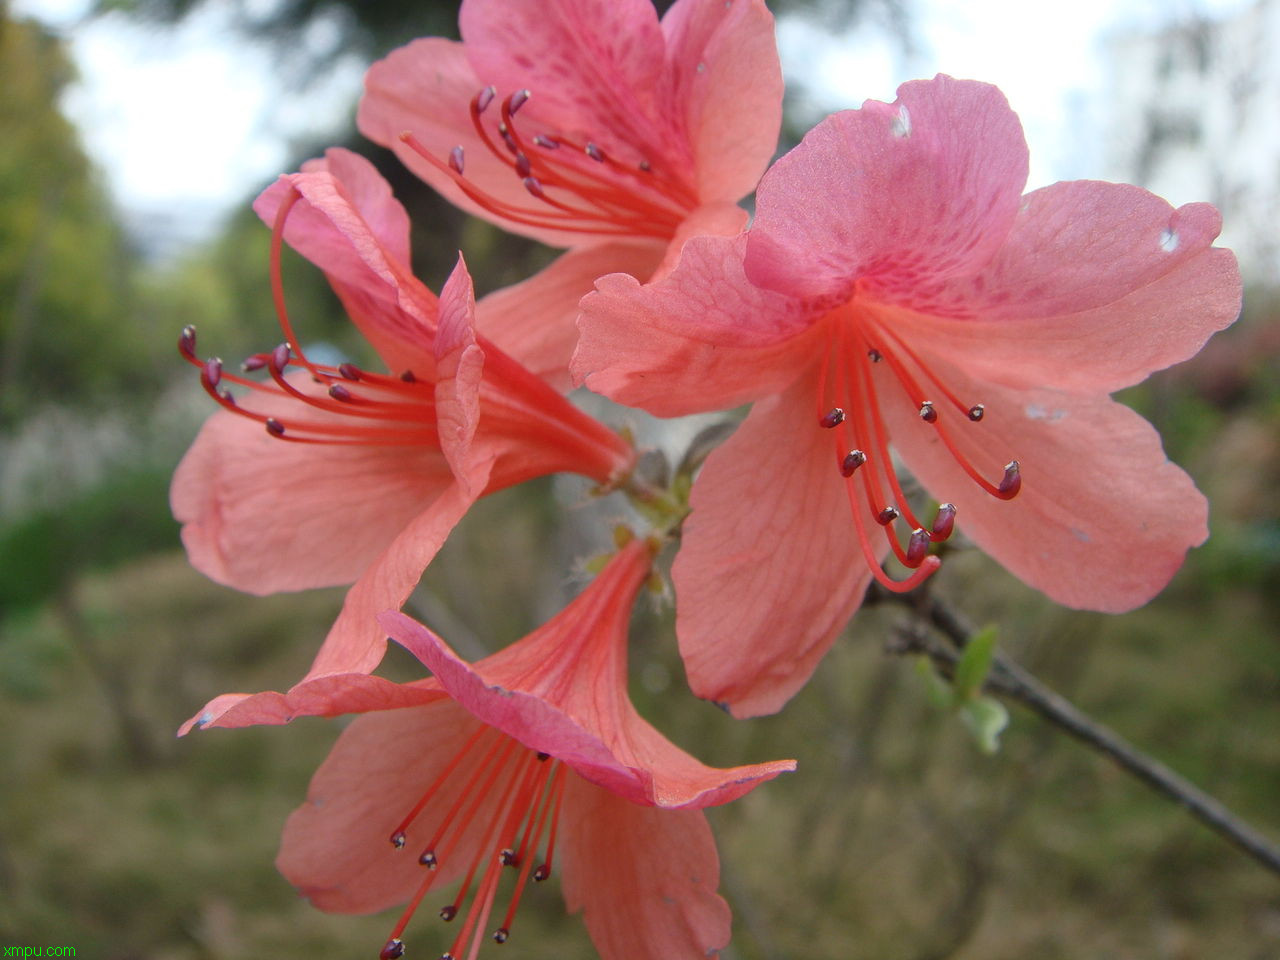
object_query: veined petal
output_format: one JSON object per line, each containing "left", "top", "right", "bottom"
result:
{"left": 892, "top": 188, "right": 1242, "bottom": 393}
{"left": 573, "top": 233, "right": 817, "bottom": 416}
{"left": 882, "top": 359, "right": 1209, "bottom": 613}
{"left": 381, "top": 540, "right": 794, "bottom": 808}
{"left": 476, "top": 239, "right": 665, "bottom": 391}
{"left": 460, "top": 0, "right": 681, "bottom": 174}
{"left": 177, "top": 674, "right": 445, "bottom": 736}
{"left": 559, "top": 775, "right": 731, "bottom": 960}
{"left": 746, "top": 75, "right": 1029, "bottom": 305}
{"left": 277, "top": 701, "right": 496, "bottom": 914}
{"left": 302, "top": 456, "right": 494, "bottom": 680}
{"left": 254, "top": 162, "right": 438, "bottom": 376}
{"left": 301, "top": 147, "right": 411, "bottom": 267}
{"left": 674, "top": 376, "right": 880, "bottom": 718}
{"left": 434, "top": 256, "right": 487, "bottom": 492}
{"left": 171, "top": 401, "right": 453, "bottom": 595}
{"left": 660, "top": 0, "right": 782, "bottom": 203}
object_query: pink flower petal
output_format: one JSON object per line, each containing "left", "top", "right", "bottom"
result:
{"left": 661, "top": 0, "right": 782, "bottom": 204}
{"left": 881, "top": 358, "right": 1209, "bottom": 612}
{"left": 277, "top": 701, "right": 496, "bottom": 913}
{"left": 302, "top": 457, "right": 493, "bottom": 679}
{"left": 745, "top": 76, "right": 1029, "bottom": 305}
{"left": 434, "top": 256, "right": 487, "bottom": 492}
{"left": 254, "top": 167, "right": 438, "bottom": 377}
{"left": 889, "top": 188, "right": 1242, "bottom": 393}
{"left": 381, "top": 541, "right": 794, "bottom": 807}
{"left": 301, "top": 147, "right": 411, "bottom": 267}
{"left": 674, "top": 377, "right": 881, "bottom": 718}
{"left": 573, "top": 234, "right": 817, "bottom": 416}
{"left": 171, "top": 401, "right": 454, "bottom": 595}
{"left": 177, "top": 674, "right": 444, "bottom": 736}
{"left": 475, "top": 240, "right": 665, "bottom": 392}
{"left": 558, "top": 774, "right": 731, "bottom": 960}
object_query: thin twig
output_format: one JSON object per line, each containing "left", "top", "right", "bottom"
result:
{"left": 880, "top": 589, "right": 1280, "bottom": 878}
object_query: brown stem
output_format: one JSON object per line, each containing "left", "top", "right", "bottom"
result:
{"left": 879, "top": 589, "right": 1280, "bottom": 879}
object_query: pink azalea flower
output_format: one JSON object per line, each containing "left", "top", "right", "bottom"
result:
{"left": 357, "top": 0, "right": 782, "bottom": 386}
{"left": 181, "top": 538, "right": 794, "bottom": 960}
{"left": 574, "top": 76, "right": 1243, "bottom": 718}
{"left": 172, "top": 148, "right": 634, "bottom": 681}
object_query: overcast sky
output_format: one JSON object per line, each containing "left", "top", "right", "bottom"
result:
{"left": 14, "top": 0, "right": 1254, "bottom": 259}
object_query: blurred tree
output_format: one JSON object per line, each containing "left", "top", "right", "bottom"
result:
{"left": 0, "top": 7, "right": 163, "bottom": 425}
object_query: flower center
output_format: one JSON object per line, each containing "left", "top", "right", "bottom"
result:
{"left": 381, "top": 725, "right": 567, "bottom": 960}
{"left": 815, "top": 303, "right": 1021, "bottom": 592}
{"left": 399, "top": 86, "right": 696, "bottom": 239}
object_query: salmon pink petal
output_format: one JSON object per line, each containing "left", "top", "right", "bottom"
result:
{"left": 277, "top": 701, "right": 497, "bottom": 914}
{"left": 254, "top": 166, "right": 437, "bottom": 376}
{"left": 893, "top": 187, "right": 1242, "bottom": 392}
{"left": 434, "top": 256, "right": 487, "bottom": 491}
{"left": 476, "top": 240, "right": 665, "bottom": 392}
{"left": 745, "top": 76, "right": 1028, "bottom": 305}
{"left": 303, "top": 457, "right": 493, "bottom": 679}
{"left": 573, "top": 234, "right": 816, "bottom": 416}
{"left": 300, "top": 147, "right": 411, "bottom": 266}
{"left": 559, "top": 775, "right": 731, "bottom": 960}
{"left": 674, "top": 376, "right": 880, "bottom": 718}
{"left": 662, "top": 0, "right": 782, "bottom": 204}
{"left": 460, "top": 0, "right": 675, "bottom": 167}
{"left": 177, "top": 674, "right": 444, "bottom": 736}
{"left": 380, "top": 542, "right": 794, "bottom": 807}
{"left": 881, "top": 361, "right": 1208, "bottom": 612}
{"left": 171, "top": 402, "right": 454, "bottom": 594}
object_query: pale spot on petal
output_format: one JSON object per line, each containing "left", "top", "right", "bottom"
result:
{"left": 891, "top": 104, "right": 911, "bottom": 138}
{"left": 1160, "top": 227, "right": 1179, "bottom": 252}
{"left": 1024, "top": 403, "right": 1068, "bottom": 421}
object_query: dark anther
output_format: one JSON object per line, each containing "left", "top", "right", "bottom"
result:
{"left": 919, "top": 401, "right": 937, "bottom": 423}
{"left": 497, "top": 122, "right": 518, "bottom": 154}
{"left": 442, "top": 953, "right": 457, "bottom": 960}
{"left": 523, "top": 176, "right": 545, "bottom": 198}
{"left": 585, "top": 142, "right": 604, "bottom": 163}
{"left": 968, "top": 403, "right": 985, "bottom": 422}
{"left": 499, "top": 848, "right": 517, "bottom": 866}
{"left": 400, "top": 370, "right": 417, "bottom": 384}
{"left": 867, "top": 348, "right": 882, "bottom": 363}
{"left": 270, "top": 342, "right": 291, "bottom": 373}
{"left": 265, "top": 418, "right": 286, "bottom": 437}
{"left": 533, "top": 864, "right": 550, "bottom": 882}
{"left": 329, "top": 384, "right": 353, "bottom": 402}
{"left": 638, "top": 159, "right": 651, "bottom": 172}
{"left": 242, "top": 355, "right": 267, "bottom": 372}
{"left": 877, "top": 506, "right": 900, "bottom": 526}
{"left": 536, "top": 752, "right": 550, "bottom": 762}
{"left": 997, "top": 460, "right": 1022, "bottom": 499}
{"left": 905, "top": 528, "right": 930, "bottom": 567}
{"left": 819, "top": 407, "right": 845, "bottom": 428}
{"left": 389, "top": 831, "right": 407, "bottom": 849}
{"left": 515, "top": 152, "right": 532, "bottom": 178}
{"left": 379, "top": 938, "right": 405, "bottom": 960}
{"left": 840, "top": 450, "right": 867, "bottom": 477}
{"left": 449, "top": 145, "right": 465, "bottom": 175}
{"left": 202, "top": 358, "right": 223, "bottom": 388}
{"left": 508, "top": 89, "right": 530, "bottom": 114}
{"left": 179, "top": 325, "right": 198, "bottom": 359}
{"left": 475, "top": 85, "right": 496, "bottom": 113}
{"left": 533, "top": 135, "right": 560, "bottom": 150}
{"left": 930, "top": 503, "right": 956, "bottom": 541}
{"left": 439, "top": 904, "right": 457, "bottom": 922}
{"left": 339, "top": 363, "right": 361, "bottom": 381}
{"left": 492, "top": 928, "right": 510, "bottom": 944}
{"left": 419, "top": 850, "right": 438, "bottom": 868}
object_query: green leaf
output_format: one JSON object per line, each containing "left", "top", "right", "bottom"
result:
{"left": 953, "top": 625, "right": 999, "bottom": 703}
{"left": 960, "top": 696, "right": 1009, "bottom": 754}
{"left": 914, "top": 656, "right": 954, "bottom": 710}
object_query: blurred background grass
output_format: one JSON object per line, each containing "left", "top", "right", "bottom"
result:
{"left": 1, "top": 0, "right": 1278, "bottom": 956}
